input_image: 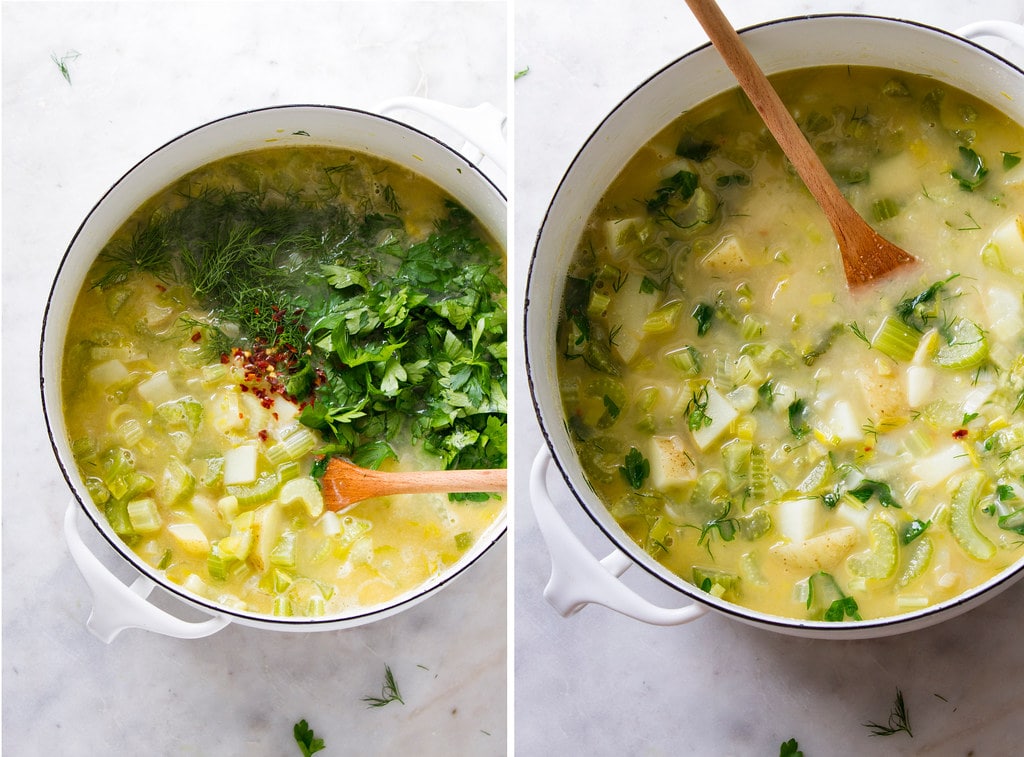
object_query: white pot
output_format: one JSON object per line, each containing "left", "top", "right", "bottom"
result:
{"left": 525, "top": 15, "right": 1024, "bottom": 639}
{"left": 42, "top": 103, "right": 507, "bottom": 641}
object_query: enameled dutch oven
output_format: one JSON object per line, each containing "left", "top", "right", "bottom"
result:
{"left": 42, "top": 102, "right": 507, "bottom": 642}
{"left": 526, "top": 15, "right": 1024, "bottom": 639}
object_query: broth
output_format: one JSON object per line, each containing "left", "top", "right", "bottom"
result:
{"left": 557, "top": 66, "right": 1024, "bottom": 621}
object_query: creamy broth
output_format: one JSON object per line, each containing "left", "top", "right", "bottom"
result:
{"left": 64, "top": 146, "right": 506, "bottom": 618}
{"left": 557, "top": 66, "right": 1024, "bottom": 621}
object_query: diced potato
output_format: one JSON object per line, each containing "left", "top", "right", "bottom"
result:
{"left": 820, "top": 399, "right": 863, "bottom": 444}
{"left": 137, "top": 370, "right": 178, "bottom": 405}
{"left": 857, "top": 368, "right": 908, "bottom": 427}
{"left": 983, "top": 214, "right": 1024, "bottom": 272}
{"left": 239, "top": 392, "right": 272, "bottom": 432}
{"left": 603, "top": 217, "right": 649, "bottom": 258}
{"left": 88, "top": 359, "right": 129, "bottom": 389}
{"left": 911, "top": 444, "right": 972, "bottom": 488}
{"left": 905, "top": 365, "right": 934, "bottom": 409}
{"left": 209, "top": 390, "right": 244, "bottom": 434}
{"left": 770, "top": 526, "right": 859, "bottom": 571}
{"left": 249, "top": 502, "right": 284, "bottom": 572}
{"left": 167, "top": 523, "right": 211, "bottom": 556}
{"left": 983, "top": 285, "right": 1024, "bottom": 342}
{"left": 223, "top": 443, "right": 258, "bottom": 485}
{"left": 700, "top": 236, "right": 750, "bottom": 273}
{"left": 689, "top": 384, "right": 740, "bottom": 451}
{"left": 772, "top": 498, "right": 820, "bottom": 543}
{"left": 648, "top": 435, "right": 698, "bottom": 490}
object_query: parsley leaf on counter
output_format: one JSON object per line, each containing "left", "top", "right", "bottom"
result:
{"left": 293, "top": 719, "right": 325, "bottom": 756}
{"left": 780, "top": 738, "right": 804, "bottom": 757}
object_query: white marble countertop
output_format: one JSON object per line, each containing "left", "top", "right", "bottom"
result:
{"left": 2, "top": 3, "right": 507, "bottom": 755}
{"left": 513, "top": 1, "right": 1024, "bottom": 755}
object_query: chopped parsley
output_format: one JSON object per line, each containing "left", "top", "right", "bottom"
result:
{"left": 686, "top": 384, "right": 714, "bottom": 431}
{"left": 779, "top": 737, "right": 803, "bottom": 757}
{"left": 951, "top": 145, "right": 989, "bottom": 191}
{"left": 848, "top": 479, "right": 902, "bottom": 509}
{"left": 692, "top": 302, "right": 714, "bottom": 336}
{"left": 619, "top": 447, "right": 650, "bottom": 489}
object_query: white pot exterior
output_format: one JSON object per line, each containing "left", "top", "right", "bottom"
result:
{"left": 43, "top": 105, "right": 507, "bottom": 636}
{"left": 526, "top": 15, "right": 1024, "bottom": 638}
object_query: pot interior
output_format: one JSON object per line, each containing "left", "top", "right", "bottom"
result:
{"left": 527, "top": 15, "right": 1024, "bottom": 636}
{"left": 43, "top": 105, "right": 507, "bottom": 629}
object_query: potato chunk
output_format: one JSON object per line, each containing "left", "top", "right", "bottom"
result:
{"left": 648, "top": 435, "right": 698, "bottom": 490}
{"left": 770, "top": 526, "right": 859, "bottom": 571}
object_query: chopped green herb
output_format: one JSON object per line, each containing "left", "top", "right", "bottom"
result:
{"left": 757, "top": 380, "right": 775, "bottom": 409}
{"left": 514, "top": 66, "right": 530, "bottom": 80}
{"left": 895, "top": 275, "right": 957, "bottom": 331}
{"left": 686, "top": 384, "right": 714, "bottom": 432}
{"left": 997, "top": 484, "right": 1016, "bottom": 501}
{"left": 902, "top": 518, "right": 931, "bottom": 544}
{"left": 647, "top": 170, "right": 699, "bottom": 211}
{"left": 848, "top": 479, "right": 902, "bottom": 508}
{"left": 51, "top": 49, "right": 80, "bottom": 85}
{"left": 619, "top": 447, "right": 650, "bottom": 489}
{"left": 849, "top": 321, "right": 871, "bottom": 346}
{"left": 603, "top": 394, "right": 621, "bottom": 419}
{"left": 864, "top": 688, "right": 913, "bottom": 737}
{"left": 363, "top": 664, "right": 405, "bottom": 708}
{"left": 692, "top": 302, "right": 714, "bottom": 336}
{"left": 293, "top": 719, "right": 325, "bottom": 756}
{"left": 779, "top": 738, "right": 804, "bottom": 757}
{"left": 951, "top": 146, "right": 989, "bottom": 191}
{"left": 676, "top": 135, "right": 718, "bottom": 162}
{"left": 1003, "top": 151, "right": 1022, "bottom": 170}
{"left": 787, "top": 399, "right": 810, "bottom": 438}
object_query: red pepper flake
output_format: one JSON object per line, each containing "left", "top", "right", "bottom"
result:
{"left": 953, "top": 428, "right": 969, "bottom": 439}
{"left": 257, "top": 429, "right": 269, "bottom": 442}
{"left": 191, "top": 331, "right": 203, "bottom": 343}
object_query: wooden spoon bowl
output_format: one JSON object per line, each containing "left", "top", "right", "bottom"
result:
{"left": 685, "top": 0, "right": 917, "bottom": 287}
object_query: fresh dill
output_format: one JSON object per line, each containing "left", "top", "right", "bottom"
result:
{"left": 51, "top": 49, "right": 80, "bottom": 85}
{"left": 363, "top": 664, "right": 405, "bottom": 708}
{"left": 863, "top": 688, "right": 913, "bottom": 737}
{"left": 848, "top": 321, "right": 871, "bottom": 346}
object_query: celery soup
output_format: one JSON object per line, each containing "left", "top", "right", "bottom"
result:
{"left": 63, "top": 145, "right": 506, "bottom": 618}
{"left": 557, "top": 66, "right": 1024, "bottom": 622}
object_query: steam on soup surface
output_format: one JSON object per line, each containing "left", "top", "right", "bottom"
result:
{"left": 64, "top": 145, "right": 506, "bottom": 618}
{"left": 557, "top": 66, "right": 1024, "bottom": 622}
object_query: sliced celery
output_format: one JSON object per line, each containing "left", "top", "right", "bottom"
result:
{"left": 896, "top": 535, "right": 933, "bottom": 587}
{"left": 454, "top": 531, "right": 473, "bottom": 551}
{"left": 871, "top": 315, "right": 920, "bottom": 362}
{"left": 847, "top": 519, "right": 899, "bottom": 579}
{"left": 643, "top": 301, "right": 684, "bottom": 334}
{"left": 157, "top": 458, "right": 196, "bottom": 506}
{"left": 227, "top": 471, "right": 281, "bottom": 508}
{"left": 935, "top": 319, "right": 988, "bottom": 370}
{"left": 279, "top": 477, "right": 324, "bottom": 518}
{"left": 270, "top": 532, "right": 297, "bottom": 569}
{"left": 692, "top": 565, "right": 740, "bottom": 598}
{"left": 126, "top": 497, "right": 162, "bottom": 534}
{"left": 949, "top": 471, "right": 996, "bottom": 560}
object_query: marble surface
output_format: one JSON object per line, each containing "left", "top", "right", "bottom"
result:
{"left": 2, "top": 3, "right": 507, "bottom": 755}
{"left": 513, "top": 1, "right": 1024, "bottom": 755}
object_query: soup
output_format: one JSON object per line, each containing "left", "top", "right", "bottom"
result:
{"left": 63, "top": 145, "right": 506, "bottom": 618}
{"left": 557, "top": 66, "right": 1024, "bottom": 622}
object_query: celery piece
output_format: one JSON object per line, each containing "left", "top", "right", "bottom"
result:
{"left": 277, "top": 460, "right": 300, "bottom": 483}
{"left": 272, "top": 595, "right": 293, "bottom": 617}
{"left": 280, "top": 428, "right": 317, "bottom": 461}
{"left": 270, "top": 532, "right": 297, "bottom": 569}
{"left": 646, "top": 516, "right": 671, "bottom": 556}
{"left": 847, "top": 519, "right": 899, "bottom": 579}
{"left": 218, "top": 530, "right": 252, "bottom": 561}
{"left": 157, "top": 458, "right": 196, "bottom": 506}
{"left": 307, "top": 594, "right": 327, "bottom": 617}
{"left": 737, "top": 508, "right": 771, "bottom": 540}
{"left": 871, "top": 315, "right": 920, "bottom": 362}
{"left": 740, "top": 314, "right": 766, "bottom": 341}
{"left": 227, "top": 472, "right": 280, "bottom": 509}
{"left": 749, "top": 445, "right": 769, "bottom": 501}
{"left": 998, "top": 507, "right": 1024, "bottom": 534}
{"left": 692, "top": 565, "right": 740, "bottom": 598}
{"left": 644, "top": 301, "right": 684, "bottom": 334}
{"left": 587, "top": 290, "right": 611, "bottom": 319}
{"left": 264, "top": 442, "right": 291, "bottom": 467}
{"left": 935, "top": 319, "right": 988, "bottom": 370}
{"left": 721, "top": 438, "right": 752, "bottom": 491}
{"left": 126, "top": 497, "right": 162, "bottom": 534}
{"left": 104, "top": 498, "right": 136, "bottom": 538}
{"left": 871, "top": 198, "right": 900, "bottom": 222}
{"left": 806, "top": 571, "right": 860, "bottom": 621}
{"left": 454, "top": 531, "right": 473, "bottom": 551}
{"left": 201, "top": 457, "right": 224, "bottom": 488}
{"left": 206, "top": 544, "right": 236, "bottom": 581}
{"left": 279, "top": 477, "right": 324, "bottom": 518}
{"left": 667, "top": 345, "right": 702, "bottom": 375}
{"left": 896, "top": 536, "right": 934, "bottom": 587}
{"left": 950, "top": 471, "right": 996, "bottom": 560}
{"left": 117, "top": 418, "right": 144, "bottom": 447}
{"left": 84, "top": 476, "right": 111, "bottom": 506}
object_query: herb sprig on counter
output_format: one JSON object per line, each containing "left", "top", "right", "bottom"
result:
{"left": 363, "top": 664, "right": 405, "bottom": 708}
{"left": 292, "top": 719, "right": 325, "bottom": 756}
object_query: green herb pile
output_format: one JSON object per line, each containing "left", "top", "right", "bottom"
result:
{"left": 94, "top": 172, "right": 507, "bottom": 474}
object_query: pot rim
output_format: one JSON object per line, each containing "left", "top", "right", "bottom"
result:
{"left": 42, "top": 103, "right": 507, "bottom": 629}
{"left": 525, "top": 13, "right": 1024, "bottom": 634}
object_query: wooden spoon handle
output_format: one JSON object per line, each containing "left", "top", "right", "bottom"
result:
{"left": 683, "top": 0, "right": 852, "bottom": 227}
{"left": 350, "top": 467, "right": 507, "bottom": 498}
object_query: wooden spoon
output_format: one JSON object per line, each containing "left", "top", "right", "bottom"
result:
{"left": 684, "top": 0, "right": 917, "bottom": 287}
{"left": 322, "top": 456, "right": 507, "bottom": 512}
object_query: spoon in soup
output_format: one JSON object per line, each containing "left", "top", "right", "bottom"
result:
{"left": 684, "top": 0, "right": 917, "bottom": 288}
{"left": 321, "top": 456, "right": 507, "bottom": 512}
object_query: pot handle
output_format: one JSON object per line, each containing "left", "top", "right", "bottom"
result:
{"left": 64, "top": 503, "right": 230, "bottom": 642}
{"left": 375, "top": 97, "right": 507, "bottom": 173}
{"left": 529, "top": 447, "right": 709, "bottom": 626}
{"left": 957, "top": 20, "right": 1024, "bottom": 51}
